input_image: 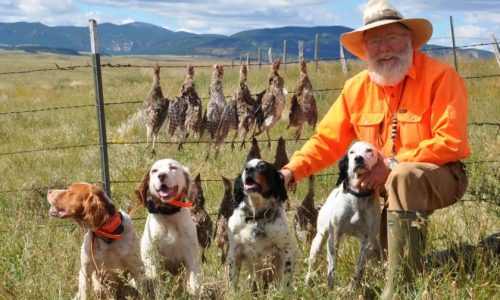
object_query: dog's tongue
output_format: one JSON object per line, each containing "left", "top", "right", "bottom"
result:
{"left": 159, "top": 185, "right": 178, "bottom": 200}
{"left": 49, "top": 206, "right": 66, "bottom": 218}
{"left": 244, "top": 183, "right": 256, "bottom": 189}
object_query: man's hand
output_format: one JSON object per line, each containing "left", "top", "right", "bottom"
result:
{"left": 355, "top": 152, "right": 390, "bottom": 193}
{"left": 279, "top": 168, "right": 296, "bottom": 190}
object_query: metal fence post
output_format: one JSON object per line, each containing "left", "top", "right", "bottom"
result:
{"left": 89, "top": 19, "right": 111, "bottom": 198}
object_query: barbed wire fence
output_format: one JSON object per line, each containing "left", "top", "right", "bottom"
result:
{"left": 0, "top": 23, "right": 499, "bottom": 234}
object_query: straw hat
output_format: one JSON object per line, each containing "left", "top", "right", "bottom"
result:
{"left": 340, "top": 0, "right": 432, "bottom": 60}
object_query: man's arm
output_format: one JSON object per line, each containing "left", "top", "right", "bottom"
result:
{"left": 283, "top": 93, "right": 356, "bottom": 182}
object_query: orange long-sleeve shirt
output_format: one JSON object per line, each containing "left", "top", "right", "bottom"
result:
{"left": 285, "top": 51, "right": 471, "bottom": 181}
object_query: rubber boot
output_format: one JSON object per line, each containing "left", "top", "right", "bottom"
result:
{"left": 381, "top": 210, "right": 428, "bottom": 300}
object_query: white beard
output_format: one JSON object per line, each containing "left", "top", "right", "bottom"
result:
{"left": 367, "top": 40, "right": 413, "bottom": 87}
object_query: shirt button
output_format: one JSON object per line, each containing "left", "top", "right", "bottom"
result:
{"left": 391, "top": 93, "right": 395, "bottom": 98}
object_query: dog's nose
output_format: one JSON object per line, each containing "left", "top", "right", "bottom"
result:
{"left": 354, "top": 156, "right": 364, "bottom": 164}
{"left": 244, "top": 166, "right": 255, "bottom": 173}
{"left": 158, "top": 172, "right": 168, "bottom": 181}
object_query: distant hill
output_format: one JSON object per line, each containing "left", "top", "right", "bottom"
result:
{"left": 0, "top": 21, "right": 493, "bottom": 59}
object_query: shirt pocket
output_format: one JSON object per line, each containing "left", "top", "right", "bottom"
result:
{"left": 397, "top": 112, "right": 423, "bottom": 149}
{"left": 351, "top": 112, "right": 384, "bottom": 145}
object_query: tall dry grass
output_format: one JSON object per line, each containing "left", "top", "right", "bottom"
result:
{"left": 0, "top": 51, "right": 498, "bottom": 299}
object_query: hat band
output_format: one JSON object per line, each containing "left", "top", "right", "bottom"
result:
{"left": 365, "top": 15, "right": 402, "bottom": 25}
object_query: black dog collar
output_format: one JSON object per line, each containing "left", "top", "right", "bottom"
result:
{"left": 343, "top": 181, "right": 375, "bottom": 198}
{"left": 146, "top": 196, "right": 181, "bottom": 215}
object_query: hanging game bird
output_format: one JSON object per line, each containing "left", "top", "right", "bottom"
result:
{"left": 255, "top": 59, "right": 287, "bottom": 149}
{"left": 142, "top": 63, "right": 169, "bottom": 153}
{"left": 204, "top": 64, "right": 226, "bottom": 159}
{"left": 182, "top": 65, "right": 203, "bottom": 139}
{"left": 293, "top": 175, "right": 318, "bottom": 244}
{"left": 213, "top": 98, "right": 238, "bottom": 158}
{"left": 214, "top": 176, "right": 235, "bottom": 264}
{"left": 189, "top": 173, "right": 213, "bottom": 263}
{"left": 287, "top": 58, "right": 318, "bottom": 140}
{"left": 273, "top": 136, "right": 289, "bottom": 170}
{"left": 246, "top": 137, "right": 261, "bottom": 162}
{"left": 234, "top": 64, "right": 258, "bottom": 149}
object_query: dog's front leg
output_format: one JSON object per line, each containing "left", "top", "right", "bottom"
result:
{"left": 73, "top": 268, "right": 89, "bottom": 300}
{"left": 126, "top": 257, "right": 146, "bottom": 296}
{"left": 352, "top": 239, "right": 370, "bottom": 285}
{"left": 280, "top": 242, "right": 296, "bottom": 290}
{"left": 185, "top": 261, "right": 201, "bottom": 298}
{"left": 226, "top": 245, "right": 241, "bottom": 290}
{"left": 327, "top": 225, "right": 341, "bottom": 289}
{"left": 305, "top": 231, "right": 325, "bottom": 284}
{"left": 326, "top": 234, "right": 336, "bottom": 289}
{"left": 90, "top": 268, "right": 107, "bottom": 299}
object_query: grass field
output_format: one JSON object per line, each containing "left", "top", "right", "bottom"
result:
{"left": 0, "top": 50, "right": 498, "bottom": 299}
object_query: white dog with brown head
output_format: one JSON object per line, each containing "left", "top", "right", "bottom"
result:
{"left": 135, "top": 158, "right": 200, "bottom": 297}
{"left": 305, "top": 141, "right": 382, "bottom": 289}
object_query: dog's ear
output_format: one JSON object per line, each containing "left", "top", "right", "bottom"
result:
{"left": 182, "top": 166, "right": 192, "bottom": 195}
{"left": 274, "top": 171, "right": 288, "bottom": 203}
{"left": 233, "top": 174, "right": 245, "bottom": 208}
{"left": 135, "top": 170, "right": 150, "bottom": 206}
{"left": 83, "top": 186, "right": 114, "bottom": 229}
{"left": 336, "top": 154, "right": 349, "bottom": 186}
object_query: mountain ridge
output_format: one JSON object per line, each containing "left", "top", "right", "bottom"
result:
{"left": 0, "top": 21, "right": 493, "bottom": 59}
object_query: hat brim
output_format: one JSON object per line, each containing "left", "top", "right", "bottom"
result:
{"left": 340, "top": 18, "right": 432, "bottom": 60}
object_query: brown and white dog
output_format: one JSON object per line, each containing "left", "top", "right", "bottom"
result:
{"left": 47, "top": 183, "right": 144, "bottom": 300}
{"left": 135, "top": 158, "right": 200, "bottom": 297}
{"left": 227, "top": 158, "right": 297, "bottom": 291}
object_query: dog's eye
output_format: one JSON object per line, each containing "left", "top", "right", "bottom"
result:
{"left": 366, "top": 149, "right": 373, "bottom": 153}
{"left": 349, "top": 150, "right": 354, "bottom": 154}
{"left": 169, "top": 166, "right": 178, "bottom": 170}
{"left": 151, "top": 168, "right": 158, "bottom": 173}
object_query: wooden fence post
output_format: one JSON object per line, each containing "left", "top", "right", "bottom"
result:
{"left": 489, "top": 33, "right": 500, "bottom": 68}
{"left": 339, "top": 41, "right": 349, "bottom": 75}
{"left": 315, "top": 33, "right": 320, "bottom": 71}
{"left": 283, "top": 40, "right": 287, "bottom": 70}
{"left": 268, "top": 47, "right": 273, "bottom": 63}
{"left": 299, "top": 40, "right": 304, "bottom": 59}
{"left": 450, "top": 16, "right": 459, "bottom": 72}
{"left": 258, "top": 47, "right": 262, "bottom": 69}
{"left": 246, "top": 52, "right": 250, "bottom": 69}
{"left": 88, "top": 19, "right": 111, "bottom": 198}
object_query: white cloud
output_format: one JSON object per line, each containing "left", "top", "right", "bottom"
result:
{"left": 456, "top": 24, "right": 486, "bottom": 38}
{"left": 121, "top": 18, "right": 135, "bottom": 24}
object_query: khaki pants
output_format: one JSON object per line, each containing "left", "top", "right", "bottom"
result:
{"left": 385, "top": 161, "right": 468, "bottom": 211}
{"left": 379, "top": 161, "right": 468, "bottom": 254}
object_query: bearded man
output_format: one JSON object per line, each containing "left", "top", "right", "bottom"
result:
{"left": 280, "top": 0, "right": 470, "bottom": 298}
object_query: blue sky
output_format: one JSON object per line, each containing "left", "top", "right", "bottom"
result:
{"left": 2, "top": 0, "right": 499, "bottom": 50}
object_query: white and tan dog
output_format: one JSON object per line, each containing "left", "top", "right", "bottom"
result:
{"left": 47, "top": 183, "right": 144, "bottom": 299}
{"left": 305, "top": 141, "right": 382, "bottom": 289}
{"left": 227, "top": 158, "right": 297, "bottom": 291}
{"left": 135, "top": 158, "right": 200, "bottom": 297}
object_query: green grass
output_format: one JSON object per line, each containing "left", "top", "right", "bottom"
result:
{"left": 0, "top": 51, "right": 498, "bottom": 299}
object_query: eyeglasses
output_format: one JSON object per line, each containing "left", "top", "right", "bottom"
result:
{"left": 366, "top": 33, "right": 408, "bottom": 49}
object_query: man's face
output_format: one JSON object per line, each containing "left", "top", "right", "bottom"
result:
{"left": 365, "top": 23, "right": 412, "bottom": 86}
